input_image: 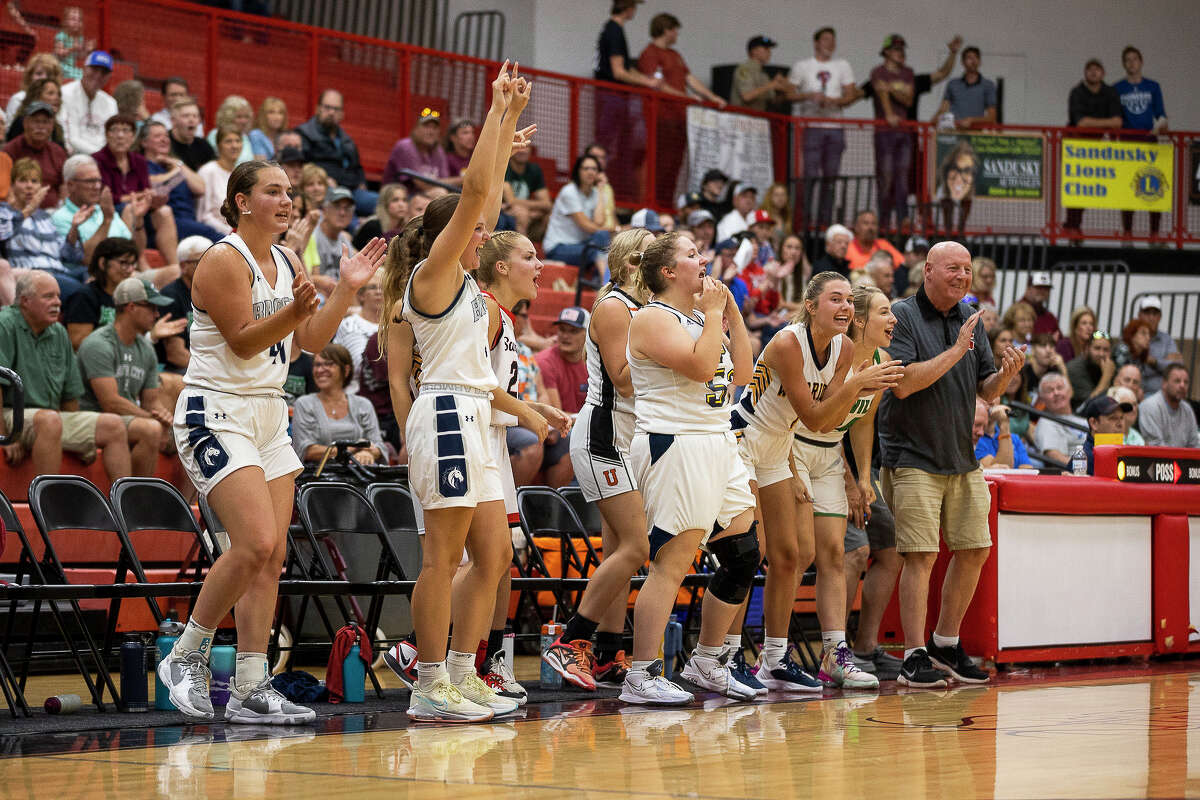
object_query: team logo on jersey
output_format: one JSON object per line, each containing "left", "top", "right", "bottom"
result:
{"left": 195, "top": 437, "right": 229, "bottom": 479}
{"left": 440, "top": 464, "right": 466, "bottom": 495}
{"left": 603, "top": 468, "right": 619, "bottom": 487}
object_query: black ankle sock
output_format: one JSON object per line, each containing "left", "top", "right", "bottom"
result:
{"left": 562, "top": 614, "right": 599, "bottom": 645}
{"left": 595, "top": 631, "right": 624, "bottom": 664}
{"left": 486, "top": 628, "right": 505, "bottom": 660}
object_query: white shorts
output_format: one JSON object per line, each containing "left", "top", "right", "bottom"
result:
{"left": 406, "top": 391, "right": 503, "bottom": 511}
{"left": 790, "top": 434, "right": 849, "bottom": 517}
{"left": 569, "top": 404, "right": 638, "bottom": 502}
{"left": 490, "top": 425, "right": 519, "bottom": 525}
{"left": 174, "top": 388, "right": 302, "bottom": 497}
{"left": 630, "top": 430, "right": 755, "bottom": 545}
{"left": 732, "top": 412, "right": 793, "bottom": 489}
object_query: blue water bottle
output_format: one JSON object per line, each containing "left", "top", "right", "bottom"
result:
{"left": 155, "top": 619, "right": 184, "bottom": 710}
{"left": 663, "top": 614, "right": 682, "bottom": 679}
{"left": 120, "top": 637, "right": 149, "bottom": 712}
{"left": 343, "top": 635, "right": 366, "bottom": 703}
{"left": 209, "top": 645, "right": 236, "bottom": 706}
{"left": 540, "top": 622, "right": 563, "bottom": 689}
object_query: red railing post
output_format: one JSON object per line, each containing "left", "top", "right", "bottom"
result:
{"left": 205, "top": 13, "right": 218, "bottom": 128}
{"left": 643, "top": 92, "right": 657, "bottom": 212}
{"left": 1046, "top": 128, "right": 1059, "bottom": 244}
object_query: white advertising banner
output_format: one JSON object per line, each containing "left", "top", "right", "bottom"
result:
{"left": 686, "top": 106, "right": 774, "bottom": 197}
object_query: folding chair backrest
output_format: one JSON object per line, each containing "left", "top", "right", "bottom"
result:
{"left": 366, "top": 483, "right": 422, "bottom": 581}
{"left": 28, "top": 475, "right": 148, "bottom": 583}
{"left": 296, "top": 482, "right": 405, "bottom": 581}
{"left": 557, "top": 486, "right": 604, "bottom": 537}
{"left": 110, "top": 478, "right": 216, "bottom": 567}
{"left": 517, "top": 486, "right": 587, "bottom": 538}
{"left": 0, "top": 489, "right": 44, "bottom": 582}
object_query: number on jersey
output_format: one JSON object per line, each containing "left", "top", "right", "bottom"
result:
{"left": 705, "top": 348, "right": 731, "bottom": 408}
{"left": 268, "top": 341, "right": 287, "bottom": 364}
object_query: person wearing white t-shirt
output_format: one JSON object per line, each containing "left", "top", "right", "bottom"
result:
{"left": 333, "top": 269, "right": 384, "bottom": 393}
{"left": 787, "top": 27, "right": 856, "bottom": 229}
{"left": 58, "top": 51, "right": 118, "bottom": 156}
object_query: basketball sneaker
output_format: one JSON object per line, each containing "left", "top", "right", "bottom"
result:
{"left": 542, "top": 637, "right": 597, "bottom": 690}
{"left": 408, "top": 676, "right": 494, "bottom": 723}
{"left": 453, "top": 671, "right": 521, "bottom": 717}
{"left": 481, "top": 651, "right": 527, "bottom": 706}
{"left": 729, "top": 647, "right": 768, "bottom": 696}
{"left": 924, "top": 638, "right": 991, "bottom": 684}
{"left": 897, "top": 648, "right": 949, "bottom": 689}
{"left": 819, "top": 642, "right": 880, "bottom": 689}
{"left": 619, "top": 659, "right": 693, "bottom": 705}
{"left": 852, "top": 646, "right": 903, "bottom": 675}
{"left": 383, "top": 640, "right": 419, "bottom": 690}
{"left": 225, "top": 678, "right": 316, "bottom": 724}
{"left": 680, "top": 651, "right": 757, "bottom": 701}
{"left": 593, "top": 649, "right": 632, "bottom": 687}
{"left": 754, "top": 652, "right": 822, "bottom": 693}
{"left": 156, "top": 648, "right": 215, "bottom": 720}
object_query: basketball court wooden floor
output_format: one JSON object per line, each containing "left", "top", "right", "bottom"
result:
{"left": 1, "top": 660, "right": 1197, "bottom": 799}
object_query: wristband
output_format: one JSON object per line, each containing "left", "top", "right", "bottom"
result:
{"left": 997, "top": 433, "right": 1011, "bottom": 440}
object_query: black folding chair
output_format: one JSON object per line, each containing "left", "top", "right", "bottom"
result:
{"left": 0, "top": 493, "right": 32, "bottom": 717}
{"left": 516, "top": 487, "right": 602, "bottom": 619}
{"left": 557, "top": 486, "right": 604, "bottom": 538}
{"left": 27, "top": 475, "right": 164, "bottom": 710}
{"left": 365, "top": 482, "right": 422, "bottom": 582}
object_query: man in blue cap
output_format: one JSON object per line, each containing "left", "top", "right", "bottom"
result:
{"left": 59, "top": 50, "right": 117, "bottom": 156}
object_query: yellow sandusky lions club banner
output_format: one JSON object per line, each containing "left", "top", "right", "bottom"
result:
{"left": 1060, "top": 138, "right": 1173, "bottom": 212}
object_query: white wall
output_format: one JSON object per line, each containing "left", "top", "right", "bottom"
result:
{"left": 530, "top": 0, "right": 1200, "bottom": 129}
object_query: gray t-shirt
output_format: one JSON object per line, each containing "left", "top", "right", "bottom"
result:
{"left": 291, "top": 391, "right": 385, "bottom": 459}
{"left": 1143, "top": 329, "right": 1180, "bottom": 395}
{"left": 943, "top": 75, "right": 998, "bottom": 119}
{"left": 313, "top": 227, "right": 352, "bottom": 280}
{"left": 1033, "top": 415, "right": 1087, "bottom": 458}
{"left": 878, "top": 286, "right": 996, "bottom": 474}
{"left": 1139, "top": 391, "right": 1200, "bottom": 448}
{"left": 543, "top": 182, "right": 599, "bottom": 255}
{"left": 77, "top": 324, "right": 160, "bottom": 412}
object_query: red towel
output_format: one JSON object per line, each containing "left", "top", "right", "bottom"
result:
{"left": 325, "top": 623, "right": 373, "bottom": 703}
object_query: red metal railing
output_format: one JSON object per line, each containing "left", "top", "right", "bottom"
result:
{"left": 24, "top": 0, "right": 1198, "bottom": 248}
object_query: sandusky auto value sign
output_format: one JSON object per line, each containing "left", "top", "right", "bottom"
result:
{"left": 1060, "top": 138, "right": 1174, "bottom": 212}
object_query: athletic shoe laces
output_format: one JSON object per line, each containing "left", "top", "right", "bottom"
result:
{"left": 182, "top": 653, "right": 211, "bottom": 694}
{"left": 835, "top": 646, "right": 857, "bottom": 670}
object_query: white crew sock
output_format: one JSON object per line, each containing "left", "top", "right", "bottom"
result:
{"left": 416, "top": 660, "right": 448, "bottom": 692}
{"left": 694, "top": 643, "right": 724, "bottom": 660}
{"left": 931, "top": 632, "right": 959, "bottom": 648}
{"left": 761, "top": 636, "right": 788, "bottom": 669}
{"left": 446, "top": 649, "right": 477, "bottom": 684}
{"left": 821, "top": 630, "right": 846, "bottom": 652}
{"left": 174, "top": 618, "right": 216, "bottom": 659}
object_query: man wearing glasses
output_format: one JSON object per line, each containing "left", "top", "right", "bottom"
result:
{"left": 1067, "top": 329, "right": 1116, "bottom": 410}
{"left": 382, "top": 107, "right": 451, "bottom": 192}
{"left": 298, "top": 89, "right": 376, "bottom": 216}
{"left": 51, "top": 154, "right": 145, "bottom": 295}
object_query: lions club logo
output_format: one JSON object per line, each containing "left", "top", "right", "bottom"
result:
{"left": 1131, "top": 166, "right": 1167, "bottom": 204}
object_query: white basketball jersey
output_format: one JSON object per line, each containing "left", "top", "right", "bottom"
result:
{"left": 834, "top": 347, "right": 880, "bottom": 433}
{"left": 584, "top": 287, "right": 640, "bottom": 417}
{"left": 483, "top": 291, "right": 519, "bottom": 428}
{"left": 402, "top": 262, "right": 496, "bottom": 392}
{"left": 185, "top": 233, "right": 294, "bottom": 396}
{"left": 629, "top": 302, "right": 734, "bottom": 435}
{"left": 791, "top": 323, "right": 850, "bottom": 443}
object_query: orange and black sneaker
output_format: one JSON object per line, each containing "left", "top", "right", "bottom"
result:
{"left": 593, "top": 649, "right": 633, "bottom": 687}
{"left": 542, "top": 637, "right": 597, "bottom": 690}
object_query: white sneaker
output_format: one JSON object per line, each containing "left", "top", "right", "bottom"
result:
{"left": 453, "top": 672, "right": 520, "bottom": 717}
{"left": 407, "top": 676, "right": 494, "bottom": 723}
{"left": 619, "top": 659, "right": 693, "bottom": 705}
{"left": 680, "top": 652, "right": 757, "bottom": 701}
{"left": 482, "top": 652, "right": 528, "bottom": 706}
{"left": 819, "top": 642, "right": 880, "bottom": 690}
{"left": 225, "top": 678, "right": 316, "bottom": 724}
{"left": 156, "top": 649, "right": 214, "bottom": 720}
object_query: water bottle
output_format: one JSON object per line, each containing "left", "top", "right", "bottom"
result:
{"left": 209, "top": 645, "right": 236, "bottom": 707}
{"left": 663, "top": 615, "right": 683, "bottom": 679}
{"left": 155, "top": 618, "right": 184, "bottom": 710}
{"left": 44, "top": 694, "right": 82, "bottom": 714}
{"left": 540, "top": 622, "right": 563, "bottom": 689}
{"left": 1070, "top": 444, "right": 1087, "bottom": 476}
{"left": 120, "top": 637, "right": 148, "bottom": 712}
{"left": 342, "top": 639, "right": 366, "bottom": 703}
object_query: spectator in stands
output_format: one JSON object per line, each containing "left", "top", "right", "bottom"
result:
{"left": 1022, "top": 331, "right": 1067, "bottom": 392}
{"left": 0, "top": 272, "right": 138, "bottom": 479}
{"left": 1114, "top": 362, "right": 1144, "bottom": 403}
{"left": 1001, "top": 300, "right": 1036, "bottom": 346}
{"left": 1018, "top": 272, "right": 1060, "bottom": 336}
{"left": 6, "top": 77, "right": 64, "bottom": 145}
{"left": 112, "top": 80, "right": 148, "bottom": 129}
{"left": 989, "top": 325, "right": 1014, "bottom": 360}
{"left": 139, "top": 120, "right": 220, "bottom": 244}
{"left": 932, "top": 46, "right": 997, "bottom": 131}
{"left": 1139, "top": 364, "right": 1199, "bottom": 448}
{"left": 543, "top": 154, "right": 613, "bottom": 282}
{"left": 592, "top": 0, "right": 658, "bottom": 200}
{"left": 298, "top": 162, "right": 328, "bottom": 210}
{"left": 64, "top": 235, "right": 135, "bottom": 348}
{"left": 275, "top": 129, "right": 302, "bottom": 153}
{"left": 4, "top": 101, "right": 67, "bottom": 208}
{"left": 277, "top": 144, "right": 304, "bottom": 188}
{"left": 249, "top": 96, "right": 287, "bottom": 160}
{"left": 1070, "top": 328, "right": 1113, "bottom": 410}
{"left": 1114, "top": 317, "right": 1153, "bottom": 374}
{"left": 58, "top": 50, "right": 116, "bottom": 155}
{"left": 292, "top": 343, "right": 385, "bottom": 465}
{"left": 759, "top": 182, "right": 793, "bottom": 249}
{"left": 503, "top": 146, "right": 551, "bottom": 239}
{"left": 0, "top": 158, "right": 85, "bottom": 303}
{"left": 969, "top": 255, "right": 997, "bottom": 308}
{"left": 637, "top": 13, "right": 726, "bottom": 208}
{"left": 53, "top": 6, "right": 91, "bottom": 82}
{"left": 406, "top": 189, "right": 431, "bottom": 220}
{"left": 156, "top": 234, "right": 207, "bottom": 374}
{"left": 1108, "top": 385, "right": 1145, "bottom": 445}
{"left": 206, "top": 95, "right": 255, "bottom": 165}
{"left": 536, "top": 306, "right": 589, "bottom": 413}
{"left": 732, "top": 34, "right": 789, "bottom": 112}
{"left": 1079, "top": 395, "right": 1132, "bottom": 473}
{"left": 716, "top": 181, "right": 756, "bottom": 242}
{"left": 196, "top": 125, "right": 242, "bottom": 235}
{"left": 1063, "top": 59, "right": 1122, "bottom": 239}
{"left": 77, "top": 277, "right": 174, "bottom": 470}
{"left": 168, "top": 98, "right": 215, "bottom": 172}
{"left": 788, "top": 27, "right": 857, "bottom": 229}
{"left": 352, "top": 183, "right": 407, "bottom": 250}
{"left": 974, "top": 397, "right": 1034, "bottom": 469}
{"left": 1115, "top": 46, "right": 1166, "bottom": 241}
{"left": 813, "top": 222, "right": 851, "bottom": 278}
{"left": 870, "top": 35, "right": 916, "bottom": 231}
{"left": 443, "top": 118, "right": 475, "bottom": 185}
{"left": 5, "top": 52, "right": 61, "bottom": 122}
{"left": 52, "top": 154, "right": 145, "bottom": 290}
{"left": 299, "top": 89, "right": 375, "bottom": 216}
{"left": 511, "top": 296, "right": 554, "bottom": 356}
{"left": 1134, "top": 295, "right": 1182, "bottom": 395}
{"left": 583, "top": 142, "right": 618, "bottom": 230}
{"left": 382, "top": 107, "right": 449, "bottom": 191}
{"left": 333, "top": 267, "right": 383, "bottom": 387}
{"left": 1056, "top": 305, "right": 1096, "bottom": 362}
{"left": 998, "top": 355, "right": 1034, "bottom": 443}
{"left": 1033, "top": 371, "right": 1087, "bottom": 465}
{"left": 696, "top": 168, "right": 730, "bottom": 220}
{"left": 94, "top": 113, "right": 179, "bottom": 264}
{"left": 304, "top": 186, "right": 355, "bottom": 296}
{"left": 355, "top": 330, "right": 398, "bottom": 451}
{"left": 150, "top": 77, "right": 203, "bottom": 137}
{"left": 687, "top": 209, "right": 716, "bottom": 261}
{"left": 846, "top": 210, "right": 901, "bottom": 273}
{"left": 862, "top": 250, "right": 896, "bottom": 298}
{"left": 774, "top": 234, "right": 810, "bottom": 311}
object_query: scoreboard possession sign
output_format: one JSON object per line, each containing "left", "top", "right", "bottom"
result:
{"left": 1115, "top": 455, "right": 1200, "bottom": 484}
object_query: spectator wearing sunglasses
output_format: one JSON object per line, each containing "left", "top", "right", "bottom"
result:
{"left": 382, "top": 107, "right": 452, "bottom": 192}
{"left": 1067, "top": 328, "right": 1115, "bottom": 411}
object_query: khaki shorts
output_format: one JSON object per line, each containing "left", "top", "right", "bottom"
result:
{"left": 4, "top": 408, "right": 100, "bottom": 461}
{"left": 880, "top": 466, "right": 992, "bottom": 553}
